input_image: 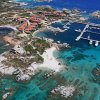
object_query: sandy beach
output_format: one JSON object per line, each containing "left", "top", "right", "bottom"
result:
{"left": 39, "top": 47, "right": 63, "bottom": 72}
{"left": 31, "top": 46, "right": 63, "bottom": 72}
{"left": 0, "top": 46, "right": 63, "bottom": 81}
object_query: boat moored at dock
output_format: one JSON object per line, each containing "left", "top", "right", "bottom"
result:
{"left": 75, "top": 22, "right": 100, "bottom": 46}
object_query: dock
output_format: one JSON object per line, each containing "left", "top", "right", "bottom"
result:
{"left": 86, "top": 30, "right": 100, "bottom": 35}
{"left": 75, "top": 24, "right": 89, "bottom": 41}
{"left": 75, "top": 22, "right": 100, "bottom": 46}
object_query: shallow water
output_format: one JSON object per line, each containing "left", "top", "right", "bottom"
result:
{"left": 36, "top": 22, "right": 100, "bottom": 100}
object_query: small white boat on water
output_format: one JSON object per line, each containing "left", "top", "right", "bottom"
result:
{"left": 75, "top": 36, "right": 81, "bottom": 41}
{"left": 57, "top": 41, "right": 61, "bottom": 43}
{"left": 95, "top": 41, "right": 99, "bottom": 46}
{"left": 75, "top": 29, "right": 81, "bottom": 32}
{"left": 89, "top": 40, "right": 93, "bottom": 45}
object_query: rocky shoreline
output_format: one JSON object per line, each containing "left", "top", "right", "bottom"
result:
{"left": 91, "top": 11, "right": 100, "bottom": 19}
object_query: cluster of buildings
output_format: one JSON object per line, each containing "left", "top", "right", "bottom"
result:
{"left": 16, "top": 16, "right": 41, "bottom": 33}
{"left": 37, "top": 10, "right": 66, "bottom": 18}
{"left": 15, "top": 10, "right": 66, "bottom": 33}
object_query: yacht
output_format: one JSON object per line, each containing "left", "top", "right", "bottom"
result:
{"left": 75, "top": 29, "right": 81, "bottom": 32}
{"left": 95, "top": 41, "right": 99, "bottom": 46}
{"left": 57, "top": 41, "right": 61, "bottom": 43}
{"left": 89, "top": 40, "right": 93, "bottom": 45}
{"left": 75, "top": 36, "right": 81, "bottom": 41}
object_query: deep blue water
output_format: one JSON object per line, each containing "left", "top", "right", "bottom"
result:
{"left": 16, "top": 0, "right": 100, "bottom": 12}
{"left": 0, "top": 0, "right": 100, "bottom": 100}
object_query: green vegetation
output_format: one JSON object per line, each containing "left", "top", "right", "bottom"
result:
{"left": 37, "top": 24, "right": 42, "bottom": 28}
{"left": 24, "top": 44, "right": 36, "bottom": 55}
{"left": 2, "top": 37, "right": 51, "bottom": 68}
{"left": 33, "top": 6, "right": 55, "bottom": 11}
{"left": 32, "top": 38, "right": 50, "bottom": 54}
{"left": 19, "top": 13, "right": 31, "bottom": 17}
{"left": 10, "top": 58, "right": 29, "bottom": 68}
{"left": 2, "top": 49, "right": 44, "bottom": 68}
{"left": 35, "top": 54, "right": 44, "bottom": 63}
{"left": 2, "top": 57, "right": 30, "bottom": 68}
{"left": 23, "top": 38, "right": 50, "bottom": 63}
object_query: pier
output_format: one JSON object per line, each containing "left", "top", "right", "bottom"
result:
{"left": 75, "top": 22, "right": 100, "bottom": 46}
{"left": 75, "top": 24, "right": 89, "bottom": 41}
{"left": 81, "top": 37, "right": 99, "bottom": 42}
{"left": 86, "top": 30, "right": 100, "bottom": 35}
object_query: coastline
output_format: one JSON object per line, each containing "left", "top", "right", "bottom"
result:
{"left": 0, "top": 46, "right": 64, "bottom": 81}
{"left": 0, "top": 25, "right": 18, "bottom": 31}
{"left": 33, "top": 19, "right": 63, "bottom": 36}
{"left": 0, "top": 18, "right": 65, "bottom": 81}
{"left": 39, "top": 46, "right": 63, "bottom": 72}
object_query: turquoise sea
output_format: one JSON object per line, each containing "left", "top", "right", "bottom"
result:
{"left": 0, "top": 0, "right": 100, "bottom": 100}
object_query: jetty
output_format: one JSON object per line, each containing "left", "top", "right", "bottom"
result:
{"left": 75, "top": 24, "right": 89, "bottom": 41}
{"left": 63, "top": 21, "right": 71, "bottom": 29}
{"left": 47, "top": 26, "right": 67, "bottom": 32}
{"left": 75, "top": 22, "right": 100, "bottom": 46}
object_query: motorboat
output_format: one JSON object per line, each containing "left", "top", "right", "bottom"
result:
{"left": 57, "top": 41, "right": 61, "bottom": 43}
{"left": 95, "top": 41, "right": 99, "bottom": 46}
{"left": 75, "top": 36, "right": 81, "bottom": 41}
{"left": 89, "top": 40, "right": 93, "bottom": 45}
{"left": 75, "top": 29, "right": 81, "bottom": 32}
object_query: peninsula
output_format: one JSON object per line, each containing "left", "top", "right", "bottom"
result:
{"left": 0, "top": 0, "right": 87, "bottom": 82}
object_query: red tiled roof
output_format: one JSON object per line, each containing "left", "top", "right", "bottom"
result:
{"left": 16, "top": 17, "right": 26, "bottom": 22}
{"left": 18, "top": 22, "right": 27, "bottom": 31}
{"left": 29, "top": 16, "right": 41, "bottom": 23}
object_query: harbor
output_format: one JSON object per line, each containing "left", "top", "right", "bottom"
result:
{"left": 75, "top": 22, "right": 100, "bottom": 46}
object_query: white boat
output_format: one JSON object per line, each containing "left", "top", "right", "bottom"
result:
{"left": 89, "top": 40, "right": 93, "bottom": 45}
{"left": 95, "top": 41, "right": 99, "bottom": 46}
{"left": 57, "top": 41, "right": 61, "bottom": 43}
{"left": 75, "top": 36, "right": 81, "bottom": 41}
{"left": 66, "top": 26, "right": 70, "bottom": 29}
{"left": 88, "top": 35, "right": 90, "bottom": 39}
{"left": 75, "top": 29, "right": 81, "bottom": 32}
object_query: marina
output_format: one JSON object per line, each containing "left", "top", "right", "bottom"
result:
{"left": 75, "top": 23, "right": 100, "bottom": 46}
